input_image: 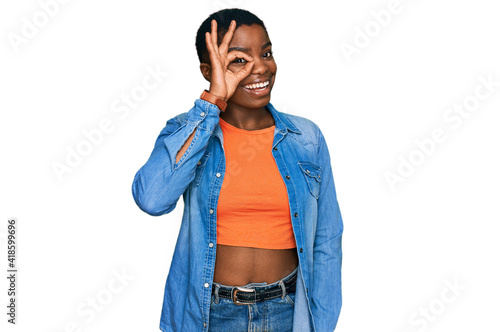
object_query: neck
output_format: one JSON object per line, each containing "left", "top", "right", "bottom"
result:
{"left": 220, "top": 103, "right": 274, "bottom": 131}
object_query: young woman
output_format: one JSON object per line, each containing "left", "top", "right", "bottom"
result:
{"left": 132, "top": 8, "right": 344, "bottom": 332}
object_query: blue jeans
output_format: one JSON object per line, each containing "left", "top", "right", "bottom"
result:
{"left": 208, "top": 267, "right": 297, "bottom": 332}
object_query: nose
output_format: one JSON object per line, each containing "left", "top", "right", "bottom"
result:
{"left": 251, "top": 57, "right": 268, "bottom": 75}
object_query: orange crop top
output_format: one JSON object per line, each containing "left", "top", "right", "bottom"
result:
{"left": 216, "top": 117, "right": 296, "bottom": 249}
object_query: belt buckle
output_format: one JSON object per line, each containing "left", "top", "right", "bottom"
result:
{"left": 232, "top": 286, "right": 255, "bottom": 305}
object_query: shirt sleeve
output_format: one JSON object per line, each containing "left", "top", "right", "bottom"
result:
{"left": 310, "top": 126, "right": 344, "bottom": 331}
{"left": 131, "top": 99, "right": 221, "bottom": 216}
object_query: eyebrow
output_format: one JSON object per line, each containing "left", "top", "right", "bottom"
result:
{"left": 228, "top": 41, "right": 272, "bottom": 53}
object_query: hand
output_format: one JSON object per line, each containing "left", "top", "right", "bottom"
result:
{"left": 205, "top": 19, "right": 254, "bottom": 102}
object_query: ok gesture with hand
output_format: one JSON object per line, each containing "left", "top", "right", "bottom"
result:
{"left": 205, "top": 19, "right": 254, "bottom": 102}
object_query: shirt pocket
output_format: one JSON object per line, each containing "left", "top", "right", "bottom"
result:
{"left": 190, "top": 152, "right": 211, "bottom": 188}
{"left": 297, "top": 161, "right": 322, "bottom": 199}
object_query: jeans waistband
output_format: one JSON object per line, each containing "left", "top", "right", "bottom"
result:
{"left": 212, "top": 266, "right": 298, "bottom": 304}
{"left": 213, "top": 265, "right": 298, "bottom": 290}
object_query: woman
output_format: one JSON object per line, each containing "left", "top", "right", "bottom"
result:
{"left": 132, "top": 8, "right": 343, "bottom": 332}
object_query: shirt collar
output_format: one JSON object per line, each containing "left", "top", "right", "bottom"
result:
{"left": 213, "top": 102, "right": 302, "bottom": 140}
{"left": 266, "top": 102, "right": 302, "bottom": 135}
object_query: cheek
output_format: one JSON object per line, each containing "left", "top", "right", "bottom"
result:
{"left": 269, "top": 60, "right": 277, "bottom": 75}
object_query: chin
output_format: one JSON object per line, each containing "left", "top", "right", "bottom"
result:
{"left": 229, "top": 87, "right": 273, "bottom": 109}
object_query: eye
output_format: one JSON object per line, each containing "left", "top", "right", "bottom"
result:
{"left": 263, "top": 51, "right": 273, "bottom": 58}
{"left": 232, "top": 58, "right": 246, "bottom": 64}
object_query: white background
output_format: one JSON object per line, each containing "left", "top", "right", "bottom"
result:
{"left": 1, "top": 0, "right": 499, "bottom": 331}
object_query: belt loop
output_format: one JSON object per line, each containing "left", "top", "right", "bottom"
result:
{"left": 214, "top": 284, "right": 220, "bottom": 304}
{"left": 279, "top": 280, "right": 286, "bottom": 299}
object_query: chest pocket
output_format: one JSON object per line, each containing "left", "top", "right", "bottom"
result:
{"left": 190, "top": 152, "right": 211, "bottom": 188}
{"left": 298, "top": 161, "right": 322, "bottom": 199}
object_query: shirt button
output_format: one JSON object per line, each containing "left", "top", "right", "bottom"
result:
{"left": 299, "top": 248, "right": 303, "bottom": 253}
{"left": 200, "top": 112, "right": 205, "bottom": 117}
{"left": 294, "top": 212, "right": 298, "bottom": 217}
{"left": 204, "top": 322, "right": 207, "bottom": 327}
{"left": 204, "top": 282, "right": 209, "bottom": 288}
{"left": 286, "top": 175, "right": 290, "bottom": 179}
{"left": 216, "top": 172, "right": 221, "bottom": 177}
{"left": 318, "top": 175, "right": 321, "bottom": 178}
{"left": 209, "top": 242, "right": 214, "bottom": 248}
{"left": 306, "top": 169, "right": 310, "bottom": 173}
{"left": 209, "top": 209, "right": 214, "bottom": 214}
{"left": 273, "top": 147, "right": 277, "bottom": 150}
{"left": 197, "top": 160, "right": 201, "bottom": 165}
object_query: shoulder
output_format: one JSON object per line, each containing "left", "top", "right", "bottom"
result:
{"left": 286, "top": 112, "right": 320, "bottom": 134}
{"left": 271, "top": 104, "right": 322, "bottom": 146}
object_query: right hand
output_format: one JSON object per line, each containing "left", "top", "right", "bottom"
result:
{"left": 205, "top": 19, "right": 255, "bottom": 102}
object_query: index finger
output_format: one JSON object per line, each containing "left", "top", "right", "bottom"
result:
{"left": 226, "top": 50, "right": 253, "bottom": 63}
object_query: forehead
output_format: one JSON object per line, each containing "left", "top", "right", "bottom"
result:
{"left": 228, "top": 24, "right": 271, "bottom": 49}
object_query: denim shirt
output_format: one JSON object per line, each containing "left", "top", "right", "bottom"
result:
{"left": 132, "top": 99, "right": 343, "bottom": 332}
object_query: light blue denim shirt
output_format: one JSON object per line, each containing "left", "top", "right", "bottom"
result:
{"left": 132, "top": 99, "right": 343, "bottom": 332}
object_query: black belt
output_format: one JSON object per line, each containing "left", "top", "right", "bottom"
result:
{"left": 212, "top": 269, "right": 297, "bottom": 305}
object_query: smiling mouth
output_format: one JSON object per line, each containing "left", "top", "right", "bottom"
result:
{"left": 243, "top": 80, "right": 270, "bottom": 91}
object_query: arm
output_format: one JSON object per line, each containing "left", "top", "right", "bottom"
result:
{"left": 131, "top": 18, "right": 254, "bottom": 217}
{"left": 310, "top": 127, "right": 344, "bottom": 331}
{"left": 131, "top": 99, "right": 221, "bottom": 216}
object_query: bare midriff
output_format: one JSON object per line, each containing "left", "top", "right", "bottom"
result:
{"left": 213, "top": 244, "right": 298, "bottom": 285}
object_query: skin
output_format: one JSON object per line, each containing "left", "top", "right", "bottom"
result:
{"left": 202, "top": 19, "right": 298, "bottom": 285}
{"left": 175, "top": 21, "right": 273, "bottom": 162}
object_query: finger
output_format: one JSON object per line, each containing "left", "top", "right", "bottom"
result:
{"left": 205, "top": 31, "right": 220, "bottom": 67}
{"left": 226, "top": 50, "right": 253, "bottom": 64}
{"left": 211, "top": 19, "right": 219, "bottom": 54}
{"left": 233, "top": 61, "right": 255, "bottom": 82}
{"left": 219, "top": 20, "right": 236, "bottom": 54}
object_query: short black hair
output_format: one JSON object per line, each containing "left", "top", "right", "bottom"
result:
{"left": 195, "top": 8, "right": 267, "bottom": 64}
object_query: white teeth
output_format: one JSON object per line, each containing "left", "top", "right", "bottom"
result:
{"left": 244, "top": 81, "right": 269, "bottom": 90}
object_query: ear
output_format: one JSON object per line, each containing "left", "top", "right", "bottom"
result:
{"left": 199, "top": 63, "right": 212, "bottom": 82}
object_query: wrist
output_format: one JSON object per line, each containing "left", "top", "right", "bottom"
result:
{"left": 200, "top": 90, "right": 227, "bottom": 112}
{"left": 208, "top": 89, "right": 227, "bottom": 102}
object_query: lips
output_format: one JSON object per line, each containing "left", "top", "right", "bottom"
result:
{"left": 241, "top": 79, "right": 272, "bottom": 96}
{"left": 243, "top": 80, "right": 270, "bottom": 90}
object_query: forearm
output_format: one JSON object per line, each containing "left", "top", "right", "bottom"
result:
{"left": 311, "top": 230, "right": 343, "bottom": 331}
{"left": 176, "top": 128, "right": 197, "bottom": 164}
{"left": 311, "top": 127, "right": 344, "bottom": 331}
{"left": 132, "top": 99, "right": 221, "bottom": 216}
